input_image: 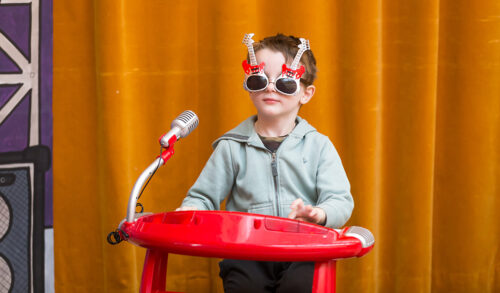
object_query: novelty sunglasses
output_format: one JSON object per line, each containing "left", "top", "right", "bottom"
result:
{"left": 242, "top": 33, "right": 310, "bottom": 96}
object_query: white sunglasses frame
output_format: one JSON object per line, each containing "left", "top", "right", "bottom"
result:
{"left": 242, "top": 67, "right": 302, "bottom": 96}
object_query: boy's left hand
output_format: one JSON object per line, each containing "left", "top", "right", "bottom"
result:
{"left": 288, "top": 198, "right": 326, "bottom": 225}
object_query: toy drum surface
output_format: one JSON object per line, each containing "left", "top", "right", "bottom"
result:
{"left": 120, "top": 211, "right": 374, "bottom": 293}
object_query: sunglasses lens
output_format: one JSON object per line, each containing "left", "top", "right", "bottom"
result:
{"left": 276, "top": 78, "right": 298, "bottom": 95}
{"left": 246, "top": 75, "right": 268, "bottom": 91}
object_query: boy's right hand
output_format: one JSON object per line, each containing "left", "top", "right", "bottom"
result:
{"left": 175, "top": 206, "right": 198, "bottom": 211}
{"left": 288, "top": 198, "right": 326, "bottom": 225}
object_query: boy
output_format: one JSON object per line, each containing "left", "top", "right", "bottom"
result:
{"left": 177, "top": 33, "right": 353, "bottom": 293}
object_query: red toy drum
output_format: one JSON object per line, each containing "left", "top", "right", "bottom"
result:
{"left": 119, "top": 210, "right": 374, "bottom": 293}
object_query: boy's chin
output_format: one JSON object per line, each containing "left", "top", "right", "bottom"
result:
{"left": 256, "top": 108, "right": 300, "bottom": 119}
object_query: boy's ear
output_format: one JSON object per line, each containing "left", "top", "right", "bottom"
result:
{"left": 300, "top": 85, "right": 316, "bottom": 105}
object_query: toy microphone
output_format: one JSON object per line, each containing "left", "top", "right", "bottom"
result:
{"left": 159, "top": 110, "right": 199, "bottom": 147}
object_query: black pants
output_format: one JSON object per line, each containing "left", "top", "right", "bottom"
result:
{"left": 219, "top": 259, "right": 315, "bottom": 293}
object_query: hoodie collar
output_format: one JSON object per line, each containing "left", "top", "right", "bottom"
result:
{"left": 213, "top": 115, "right": 317, "bottom": 149}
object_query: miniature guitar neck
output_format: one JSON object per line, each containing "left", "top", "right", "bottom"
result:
{"left": 290, "top": 38, "right": 310, "bottom": 70}
{"left": 242, "top": 33, "right": 258, "bottom": 66}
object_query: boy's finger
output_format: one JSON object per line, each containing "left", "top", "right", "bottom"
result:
{"left": 176, "top": 206, "right": 197, "bottom": 211}
{"left": 291, "top": 198, "right": 303, "bottom": 209}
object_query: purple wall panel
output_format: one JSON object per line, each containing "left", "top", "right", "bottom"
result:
{"left": 0, "top": 0, "right": 53, "bottom": 291}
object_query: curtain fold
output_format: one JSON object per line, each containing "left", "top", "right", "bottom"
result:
{"left": 54, "top": 0, "right": 500, "bottom": 292}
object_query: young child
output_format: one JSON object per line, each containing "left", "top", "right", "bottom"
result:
{"left": 177, "top": 33, "right": 353, "bottom": 293}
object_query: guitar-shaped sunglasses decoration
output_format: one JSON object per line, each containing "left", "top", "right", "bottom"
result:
{"left": 242, "top": 33, "right": 310, "bottom": 96}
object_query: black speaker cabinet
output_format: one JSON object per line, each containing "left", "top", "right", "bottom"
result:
{"left": 0, "top": 146, "right": 50, "bottom": 293}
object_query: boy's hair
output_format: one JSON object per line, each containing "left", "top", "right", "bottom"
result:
{"left": 252, "top": 33, "right": 317, "bottom": 86}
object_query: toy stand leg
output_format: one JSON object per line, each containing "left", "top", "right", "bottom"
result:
{"left": 312, "top": 260, "right": 336, "bottom": 293}
{"left": 140, "top": 249, "right": 169, "bottom": 293}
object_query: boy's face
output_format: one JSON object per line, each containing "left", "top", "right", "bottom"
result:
{"left": 248, "top": 48, "right": 315, "bottom": 120}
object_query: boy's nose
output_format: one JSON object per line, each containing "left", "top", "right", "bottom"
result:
{"left": 266, "top": 80, "right": 277, "bottom": 92}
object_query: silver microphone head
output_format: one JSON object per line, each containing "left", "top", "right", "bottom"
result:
{"left": 171, "top": 110, "right": 199, "bottom": 139}
{"left": 160, "top": 110, "right": 199, "bottom": 147}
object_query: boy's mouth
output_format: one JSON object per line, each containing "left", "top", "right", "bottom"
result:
{"left": 263, "top": 98, "right": 280, "bottom": 103}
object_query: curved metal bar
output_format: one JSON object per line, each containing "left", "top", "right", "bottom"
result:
{"left": 126, "top": 157, "right": 164, "bottom": 223}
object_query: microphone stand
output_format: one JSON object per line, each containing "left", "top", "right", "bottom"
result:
{"left": 124, "top": 136, "right": 177, "bottom": 223}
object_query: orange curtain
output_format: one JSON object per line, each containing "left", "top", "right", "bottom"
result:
{"left": 53, "top": 0, "right": 500, "bottom": 292}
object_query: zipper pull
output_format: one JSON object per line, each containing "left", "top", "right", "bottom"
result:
{"left": 271, "top": 152, "right": 278, "bottom": 177}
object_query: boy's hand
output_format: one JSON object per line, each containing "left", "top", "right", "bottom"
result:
{"left": 288, "top": 198, "right": 326, "bottom": 225}
{"left": 175, "top": 206, "right": 198, "bottom": 211}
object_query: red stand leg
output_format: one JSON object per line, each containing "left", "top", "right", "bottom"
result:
{"left": 140, "top": 249, "right": 168, "bottom": 293}
{"left": 312, "top": 260, "right": 336, "bottom": 293}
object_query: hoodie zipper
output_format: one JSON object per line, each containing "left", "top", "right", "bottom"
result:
{"left": 271, "top": 152, "right": 280, "bottom": 217}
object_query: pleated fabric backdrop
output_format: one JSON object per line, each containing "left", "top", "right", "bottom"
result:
{"left": 53, "top": 0, "right": 500, "bottom": 292}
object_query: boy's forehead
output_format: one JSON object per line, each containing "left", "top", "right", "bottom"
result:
{"left": 255, "top": 48, "right": 304, "bottom": 72}
{"left": 255, "top": 48, "right": 287, "bottom": 63}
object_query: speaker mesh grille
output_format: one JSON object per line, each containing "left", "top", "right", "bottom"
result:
{"left": 0, "top": 169, "right": 31, "bottom": 291}
{"left": 0, "top": 256, "right": 12, "bottom": 292}
{"left": 0, "top": 195, "right": 10, "bottom": 240}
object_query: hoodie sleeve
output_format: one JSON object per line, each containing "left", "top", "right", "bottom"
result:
{"left": 181, "top": 140, "right": 235, "bottom": 210}
{"left": 315, "top": 138, "right": 354, "bottom": 228}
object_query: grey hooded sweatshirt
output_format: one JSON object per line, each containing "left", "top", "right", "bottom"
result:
{"left": 181, "top": 115, "right": 354, "bottom": 228}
